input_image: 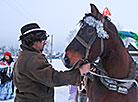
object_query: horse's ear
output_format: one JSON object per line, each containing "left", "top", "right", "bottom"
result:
{"left": 90, "top": 4, "right": 102, "bottom": 19}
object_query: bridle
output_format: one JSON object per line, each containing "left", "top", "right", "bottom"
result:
{"left": 64, "top": 15, "right": 138, "bottom": 95}
{"left": 75, "top": 17, "right": 106, "bottom": 60}
{"left": 75, "top": 32, "right": 104, "bottom": 59}
{"left": 71, "top": 16, "right": 138, "bottom": 95}
{"left": 69, "top": 16, "right": 107, "bottom": 70}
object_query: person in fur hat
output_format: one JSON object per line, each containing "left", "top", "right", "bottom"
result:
{"left": 13, "top": 22, "right": 90, "bottom": 102}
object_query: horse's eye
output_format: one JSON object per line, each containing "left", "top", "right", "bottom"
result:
{"left": 88, "top": 29, "right": 94, "bottom": 33}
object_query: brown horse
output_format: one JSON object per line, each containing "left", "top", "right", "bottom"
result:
{"left": 62, "top": 4, "right": 138, "bottom": 102}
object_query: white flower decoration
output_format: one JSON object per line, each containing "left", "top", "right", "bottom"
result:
{"left": 84, "top": 16, "right": 109, "bottom": 39}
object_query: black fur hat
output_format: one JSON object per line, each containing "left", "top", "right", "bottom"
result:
{"left": 20, "top": 22, "right": 46, "bottom": 35}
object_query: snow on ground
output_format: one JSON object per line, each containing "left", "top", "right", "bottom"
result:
{"left": 5, "top": 59, "right": 72, "bottom": 102}
{"left": 51, "top": 59, "right": 71, "bottom": 102}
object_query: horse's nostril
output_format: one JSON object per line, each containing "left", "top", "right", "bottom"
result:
{"left": 64, "top": 54, "right": 71, "bottom": 68}
{"left": 61, "top": 53, "right": 71, "bottom": 68}
{"left": 64, "top": 55, "right": 69, "bottom": 62}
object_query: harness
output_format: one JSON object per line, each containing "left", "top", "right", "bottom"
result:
{"left": 71, "top": 16, "right": 138, "bottom": 95}
{"left": 87, "top": 62, "right": 138, "bottom": 94}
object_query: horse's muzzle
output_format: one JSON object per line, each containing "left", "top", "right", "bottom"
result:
{"left": 61, "top": 52, "right": 72, "bottom": 68}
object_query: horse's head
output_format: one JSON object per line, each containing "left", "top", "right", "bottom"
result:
{"left": 62, "top": 4, "right": 137, "bottom": 101}
{"left": 63, "top": 4, "right": 122, "bottom": 69}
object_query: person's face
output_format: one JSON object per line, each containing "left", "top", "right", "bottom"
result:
{"left": 33, "top": 40, "right": 46, "bottom": 52}
{"left": 5, "top": 55, "right": 10, "bottom": 60}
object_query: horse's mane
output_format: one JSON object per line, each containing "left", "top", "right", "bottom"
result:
{"left": 79, "top": 13, "right": 92, "bottom": 27}
{"left": 79, "top": 13, "right": 111, "bottom": 28}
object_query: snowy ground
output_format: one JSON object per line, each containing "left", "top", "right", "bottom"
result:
{"left": 4, "top": 59, "right": 73, "bottom": 102}
{"left": 4, "top": 57, "right": 138, "bottom": 102}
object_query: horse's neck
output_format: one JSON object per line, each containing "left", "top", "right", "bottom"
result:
{"left": 101, "top": 44, "right": 130, "bottom": 78}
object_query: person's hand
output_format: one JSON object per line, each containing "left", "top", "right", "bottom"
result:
{"left": 79, "top": 63, "right": 90, "bottom": 76}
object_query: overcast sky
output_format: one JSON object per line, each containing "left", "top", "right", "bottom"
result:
{"left": 0, "top": 0, "right": 138, "bottom": 52}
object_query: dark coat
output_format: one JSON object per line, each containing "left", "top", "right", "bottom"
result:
{"left": 13, "top": 44, "right": 81, "bottom": 102}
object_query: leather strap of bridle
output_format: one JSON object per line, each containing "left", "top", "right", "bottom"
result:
{"left": 75, "top": 17, "right": 106, "bottom": 59}
{"left": 75, "top": 34, "right": 104, "bottom": 59}
{"left": 99, "top": 38, "right": 104, "bottom": 56}
{"left": 75, "top": 36, "right": 91, "bottom": 49}
{"left": 85, "top": 34, "right": 97, "bottom": 59}
{"left": 75, "top": 34, "right": 97, "bottom": 59}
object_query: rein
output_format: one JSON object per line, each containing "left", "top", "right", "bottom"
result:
{"left": 69, "top": 59, "right": 89, "bottom": 70}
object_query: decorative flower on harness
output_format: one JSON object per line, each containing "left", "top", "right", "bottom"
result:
{"left": 83, "top": 16, "right": 109, "bottom": 39}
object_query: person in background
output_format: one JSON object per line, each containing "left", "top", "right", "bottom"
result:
{"left": 0, "top": 52, "right": 14, "bottom": 66}
{"left": 0, "top": 52, "right": 15, "bottom": 100}
{"left": 13, "top": 22, "right": 90, "bottom": 102}
{"left": 68, "top": 85, "right": 78, "bottom": 102}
